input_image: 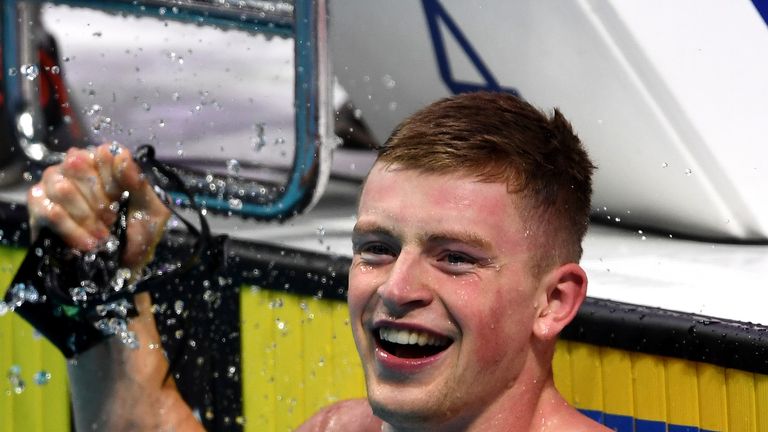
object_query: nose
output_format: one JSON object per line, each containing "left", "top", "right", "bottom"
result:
{"left": 377, "top": 248, "right": 434, "bottom": 315}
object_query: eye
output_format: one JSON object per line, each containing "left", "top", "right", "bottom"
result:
{"left": 356, "top": 242, "right": 397, "bottom": 265}
{"left": 436, "top": 251, "right": 478, "bottom": 274}
{"left": 443, "top": 252, "right": 474, "bottom": 265}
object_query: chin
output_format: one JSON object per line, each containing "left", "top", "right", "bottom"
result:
{"left": 366, "top": 385, "right": 456, "bottom": 428}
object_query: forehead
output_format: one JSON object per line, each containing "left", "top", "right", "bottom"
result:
{"left": 358, "top": 164, "right": 527, "bottom": 245}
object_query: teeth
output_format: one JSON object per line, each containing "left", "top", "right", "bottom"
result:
{"left": 378, "top": 327, "right": 449, "bottom": 347}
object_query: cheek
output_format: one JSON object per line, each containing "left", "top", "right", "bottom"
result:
{"left": 460, "top": 286, "right": 535, "bottom": 367}
{"left": 347, "top": 264, "right": 378, "bottom": 317}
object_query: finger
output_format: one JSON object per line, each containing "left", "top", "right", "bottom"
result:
{"left": 121, "top": 206, "right": 170, "bottom": 270}
{"left": 111, "top": 145, "right": 144, "bottom": 194}
{"left": 94, "top": 143, "right": 122, "bottom": 201}
{"left": 42, "top": 173, "right": 110, "bottom": 240}
{"left": 59, "top": 147, "right": 116, "bottom": 227}
{"left": 27, "top": 189, "right": 100, "bottom": 251}
{"left": 110, "top": 146, "right": 172, "bottom": 269}
{"left": 34, "top": 164, "right": 109, "bottom": 240}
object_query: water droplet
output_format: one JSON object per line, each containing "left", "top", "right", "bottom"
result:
{"left": 381, "top": 74, "right": 396, "bottom": 89}
{"left": 33, "top": 370, "right": 51, "bottom": 386}
{"left": 174, "top": 300, "right": 185, "bottom": 315}
{"left": 661, "top": 162, "right": 668, "bottom": 168}
{"left": 7, "top": 67, "right": 17, "bottom": 76}
{"left": 353, "top": 108, "right": 362, "bottom": 119}
{"left": 0, "top": 302, "right": 8, "bottom": 316}
{"left": 388, "top": 101, "right": 398, "bottom": 111}
{"left": 684, "top": 168, "right": 693, "bottom": 176}
{"left": 86, "top": 104, "right": 102, "bottom": 116}
{"left": 20, "top": 64, "right": 39, "bottom": 80}
{"left": 107, "top": 142, "right": 121, "bottom": 156}
{"left": 316, "top": 226, "right": 326, "bottom": 245}
{"left": 92, "top": 31, "right": 102, "bottom": 37}
{"left": 158, "top": 119, "right": 165, "bottom": 127}
{"left": 172, "top": 91, "right": 180, "bottom": 101}
{"left": 252, "top": 123, "right": 266, "bottom": 151}
{"left": 69, "top": 286, "right": 88, "bottom": 303}
{"left": 228, "top": 198, "right": 243, "bottom": 210}
{"left": 8, "top": 283, "right": 41, "bottom": 308}
{"left": 50, "top": 65, "right": 60, "bottom": 74}
{"left": 226, "top": 159, "right": 241, "bottom": 175}
{"left": 142, "top": 102, "right": 151, "bottom": 111}
{"left": 7, "top": 365, "right": 26, "bottom": 393}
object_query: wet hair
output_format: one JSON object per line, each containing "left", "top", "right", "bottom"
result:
{"left": 375, "top": 91, "right": 595, "bottom": 268}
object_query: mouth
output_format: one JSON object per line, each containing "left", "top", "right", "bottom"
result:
{"left": 374, "top": 326, "right": 453, "bottom": 359}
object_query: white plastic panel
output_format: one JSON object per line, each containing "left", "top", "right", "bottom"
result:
{"left": 329, "top": 0, "right": 768, "bottom": 241}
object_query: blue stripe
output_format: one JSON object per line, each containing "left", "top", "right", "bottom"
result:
{"left": 578, "top": 409, "right": 604, "bottom": 424}
{"left": 668, "top": 425, "right": 700, "bottom": 432}
{"left": 604, "top": 413, "right": 634, "bottom": 432}
{"left": 753, "top": 0, "right": 768, "bottom": 26}
{"left": 579, "top": 409, "right": 716, "bottom": 432}
{"left": 635, "top": 419, "right": 667, "bottom": 432}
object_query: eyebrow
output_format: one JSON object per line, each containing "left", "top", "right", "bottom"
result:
{"left": 352, "top": 221, "right": 493, "bottom": 252}
{"left": 421, "top": 231, "right": 493, "bottom": 252}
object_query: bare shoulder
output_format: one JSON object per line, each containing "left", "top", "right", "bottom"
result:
{"left": 536, "top": 387, "right": 611, "bottom": 432}
{"left": 542, "top": 407, "right": 612, "bottom": 432}
{"left": 561, "top": 411, "right": 612, "bottom": 432}
{"left": 296, "top": 399, "right": 382, "bottom": 432}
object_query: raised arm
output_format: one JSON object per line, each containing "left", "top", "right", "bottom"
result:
{"left": 27, "top": 143, "right": 203, "bottom": 431}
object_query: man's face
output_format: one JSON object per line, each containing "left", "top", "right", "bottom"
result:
{"left": 349, "top": 163, "right": 545, "bottom": 427}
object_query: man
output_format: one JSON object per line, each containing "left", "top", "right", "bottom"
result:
{"left": 28, "top": 92, "right": 607, "bottom": 431}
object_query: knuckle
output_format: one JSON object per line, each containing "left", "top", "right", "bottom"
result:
{"left": 41, "top": 165, "right": 60, "bottom": 180}
{"left": 51, "top": 179, "right": 76, "bottom": 199}
{"left": 45, "top": 202, "right": 66, "bottom": 223}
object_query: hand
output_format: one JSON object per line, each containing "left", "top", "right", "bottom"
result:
{"left": 27, "top": 143, "right": 171, "bottom": 270}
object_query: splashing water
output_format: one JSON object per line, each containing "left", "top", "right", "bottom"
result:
{"left": 95, "top": 299, "right": 134, "bottom": 318}
{"left": 20, "top": 64, "right": 39, "bottom": 81}
{"left": 228, "top": 198, "right": 243, "bottom": 211}
{"left": 109, "top": 141, "right": 122, "bottom": 156}
{"left": 226, "top": 159, "right": 241, "bottom": 176}
{"left": 110, "top": 268, "right": 133, "bottom": 292}
{"left": 7, "top": 365, "right": 25, "bottom": 394}
{"left": 7, "top": 283, "right": 41, "bottom": 309}
{"left": 94, "top": 317, "right": 139, "bottom": 349}
{"left": 33, "top": 370, "right": 51, "bottom": 386}
{"left": 252, "top": 122, "right": 266, "bottom": 151}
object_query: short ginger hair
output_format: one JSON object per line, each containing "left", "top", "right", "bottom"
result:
{"left": 375, "top": 91, "right": 595, "bottom": 269}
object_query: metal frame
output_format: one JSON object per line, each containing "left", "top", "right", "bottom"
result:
{"left": 1, "top": 0, "right": 334, "bottom": 219}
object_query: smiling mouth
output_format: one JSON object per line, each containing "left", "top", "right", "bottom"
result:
{"left": 375, "top": 327, "right": 453, "bottom": 359}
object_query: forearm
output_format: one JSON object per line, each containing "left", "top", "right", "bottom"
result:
{"left": 67, "top": 293, "right": 204, "bottom": 431}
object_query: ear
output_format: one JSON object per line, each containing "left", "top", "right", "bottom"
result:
{"left": 532, "top": 263, "right": 587, "bottom": 341}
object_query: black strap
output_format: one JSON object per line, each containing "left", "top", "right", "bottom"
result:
{"left": 3, "top": 144, "right": 218, "bottom": 357}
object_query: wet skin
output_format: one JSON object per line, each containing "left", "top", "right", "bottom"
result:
{"left": 349, "top": 163, "right": 556, "bottom": 430}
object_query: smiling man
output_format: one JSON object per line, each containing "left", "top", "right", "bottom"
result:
{"left": 27, "top": 92, "right": 605, "bottom": 431}
{"left": 297, "top": 92, "right": 607, "bottom": 431}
